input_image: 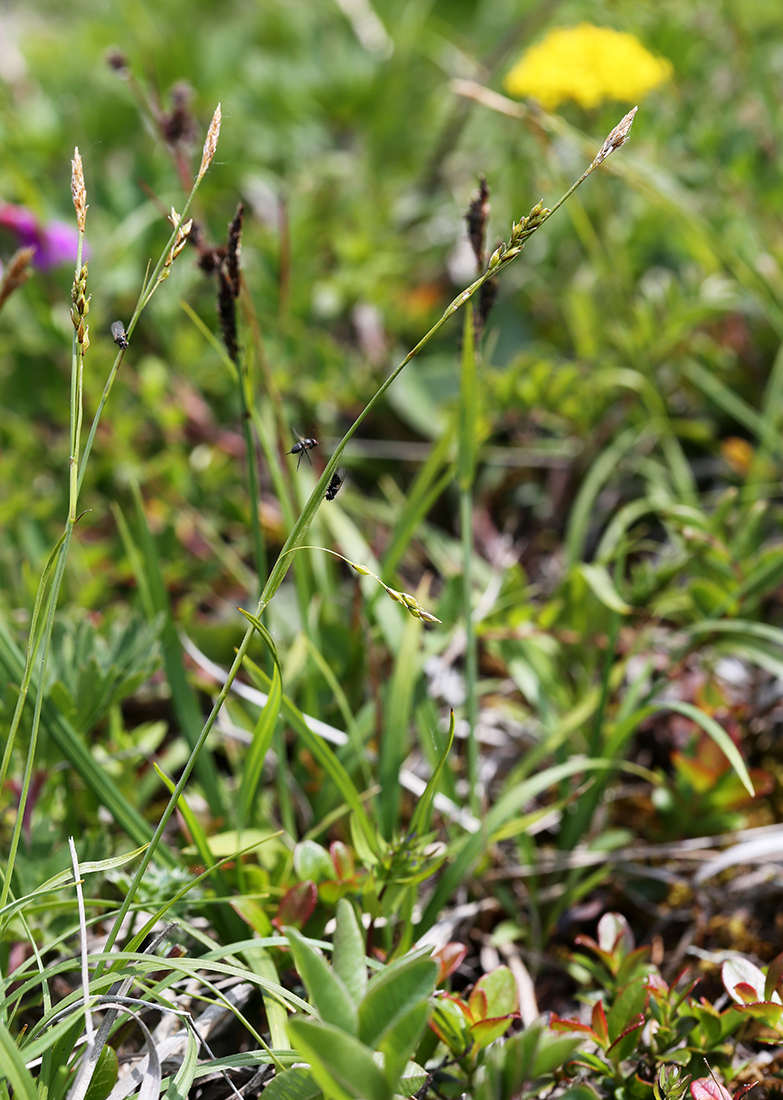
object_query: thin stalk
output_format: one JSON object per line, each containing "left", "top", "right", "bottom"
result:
{"left": 4, "top": 110, "right": 222, "bottom": 905}
{"left": 1, "top": 213, "right": 85, "bottom": 908}
{"left": 460, "top": 487, "right": 479, "bottom": 815}
{"left": 458, "top": 309, "right": 479, "bottom": 816}
{"left": 97, "top": 115, "right": 639, "bottom": 963}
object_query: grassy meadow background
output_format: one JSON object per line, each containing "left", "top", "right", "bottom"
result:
{"left": 3, "top": 0, "right": 783, "bottom": 1095}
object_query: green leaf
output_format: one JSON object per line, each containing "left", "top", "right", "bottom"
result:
{"left": 262, "top": 1066, "right": 324, "bottom": 1100}
{"left": 239, "top": 661, "right": 282, "bottom": 827}
{"left": 409, "top": 709, "right": 455, "bottom": 838}
{"left": 287, "top": 929, "right": 358, "bottom": 1035}
{"left": 164, "top": 1030, "right": 198, "bottom": 1100}
{"left": 358, "top": 954, "right": 438, "bottom": 1049}
{"left": 468, "top": 967, "right": 518, "bottom": 1022}
{"left": 295, "top": 841, "right": 336, "bottom": 884}
{"left": 377, "top": 1000, "right": 430, "bottom": 1091}
{"left": 576, "top": 563, "right": 631, "bottom": 614}
{"left": 0, "top": 1021, "right": 39, "bottom": 1098}
{"left": 607, "top": 978, "right": 648, "bottom": 1043}
{"left": 286, "top": 1017, "right": 391, "bottom": 1100}
{"left": 332, "top": 899, "right": 367, "bottom": 1007}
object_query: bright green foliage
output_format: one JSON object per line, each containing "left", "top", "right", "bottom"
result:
{"left": 280, "top": 901, "right": 437, "bottom": 1100}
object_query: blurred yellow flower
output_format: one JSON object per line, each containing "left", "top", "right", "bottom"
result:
{"left": 504, "top": 24, "right": 673, "bottom": 110}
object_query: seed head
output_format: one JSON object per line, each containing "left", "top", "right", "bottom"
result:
{"left": 198, "top": 103, "right": 221, "bottom": 181}
{"left": 594, "top": 106, "right": 638, "bottom": 165}
{"left": 71, "top": 148, "right": 88, "bottom": 233}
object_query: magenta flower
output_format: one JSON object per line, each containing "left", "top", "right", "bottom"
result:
{"left": 0, "top": 203, "right": 84, "bottom": 271}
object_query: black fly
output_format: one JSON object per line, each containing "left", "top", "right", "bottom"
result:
{"left": 325, "top": 467, "right": 346, "bottom": 501}
{"left": 288, "top": 436, "right": 319, "bottom": 469}
{"left": 110, "top": 320, "right": 129, "bottom": 350}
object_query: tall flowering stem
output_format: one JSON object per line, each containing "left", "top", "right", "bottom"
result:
{"left": 97, "top": 107, "right": 639, "bottom": 958}
{"left": 2, "top": 107, "right": 222, "bottom": 912}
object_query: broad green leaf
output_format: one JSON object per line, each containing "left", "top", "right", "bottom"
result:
{"left": 262, "top": 1066, "right": 324, "bottom": 1100}
{"left": 468, "top": 967, "right": 518, "bottom": 1022}
{"left": 286, "top": 1018, "right": 391, "bottom": 1100}
{"left": 294, "top": 841, "right": 335, "bottom": 883}
{"left": 377, "top": 1000, "right": 430, "bottom": 1091}
{"left": 287, "top": 929, "right": 358, "bottom": 1035}
{"left": 332, "top": 899, "right": 367, "bottom": 1007}
{"left": 358, "top": 954, "right": 437, "bottom": 1049}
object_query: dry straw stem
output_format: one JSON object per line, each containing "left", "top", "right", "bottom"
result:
{"left": 198, "top": 102, "right": 221, "bottom": 180}
{"left": 71, "top": 147, "right": 87, "bottom": 233}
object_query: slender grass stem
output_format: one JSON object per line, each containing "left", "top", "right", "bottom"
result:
{"left": 95, "top": 117, "right": 639, "bottom": 961}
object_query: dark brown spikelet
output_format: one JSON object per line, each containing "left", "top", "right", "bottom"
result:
{"left": 216, "top": 269, "right": 238, "bottom": 363}
{"left": 160, "top": 81, "right": 197, "bottom": 148}
{"left": 215, "top": 204, "right": 245, "bottom": 364}
{"left": 106, "top": 48, "right": 129, "bottom": 74}
{"left": 226, "top": 203, "right": 244, "bottom": 298}
{"left": 465, "top": 174, "right": 490, "bottom": 273}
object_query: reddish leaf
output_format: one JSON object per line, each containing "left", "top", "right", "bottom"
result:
{"left": 733, "top": 982, "right": 759, "bottom": 1005}
{"left": 330, "top": 841, "right": 355, "bottom": 881}
{"left": 597, "top": 912, "right": 634, "bottom": 955}
{"left": 468, "top": 966, "right": 519, "bottom": 1022}
{"left": 591, "top": 1000, "right": 609, "bottom": 1046}
{"left": 272, "top": 881, "right": 317, "bottom": 931}
{"left": 432, "top": 943, "right": 468, "bottom": 984}
{"left": 690, "top": 1078, "right": 732, "bottom": 1100}
{"left": 550, "top": 1013, "right": 600, "bottom": 1040}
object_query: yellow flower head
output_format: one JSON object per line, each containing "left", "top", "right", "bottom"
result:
{"left": 504, "top": 23, "right": 673, "bottom": 110}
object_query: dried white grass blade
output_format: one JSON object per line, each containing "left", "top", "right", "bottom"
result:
{"left": 694, "top": 825, "right": 783, "bottom": 883}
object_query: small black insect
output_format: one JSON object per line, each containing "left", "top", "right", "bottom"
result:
{"left": 110, "top": 320, "right": 129, "bottom": 350}
{"left": 325, "top": 467, "right": 346, "bottom": 501}
{"left": 288, "top": 436, "right": 319, "bottom": 469}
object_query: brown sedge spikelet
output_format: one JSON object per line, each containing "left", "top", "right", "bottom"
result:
{"left": 71, "top": 148, "right": 87, "bottom": 234}
{"left": 216, "top": 203, "right": 244, "bottom": 363}
{"left": 198, "top": 103, "right": 221, "bottom": 181}
{"left": 594, "top": 105, "right": 638, "bottom": 165}
{"left": 70, "top": 262, "right": 90, "bottom": 353}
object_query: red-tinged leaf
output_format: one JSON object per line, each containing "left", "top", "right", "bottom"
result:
{"left": 330, "top": 841, "right": 355, "bottom": 881}
{"left": 469, "top": 966, "right": 518, "bottom": 1022}
{"left": 733, "top": 1086, "right": 757, "bottom": 1100}
{"left": 272, "top": 881, "right": 317, "bottom": 931}
{"left": 645, "top": 972, "right": 668, "bottom": 995}
{"left": 470, "top": 1013, "right": 521, "bottom": 1049}
{"left": 733, "top": 982, "right": 759, "bottom": 1005}
{"left": 432, "top": 943, "right": 467, "bottom": 985}
{"left": 607, "top": 1014, "right": 644, "bottom": 1061}
{"left": 723, "top": 958, "right": 766, "bottom": 1003}
{"left": 550, "top": 1014, "right": 600, "bottom": 1040}
{"left": 591, "top": 1001, "right": 609, "bottom": 1046}
{"left": 690, "top": 1078, "right": 731, "bottom": 1100}
{"left": 737, "top": 1000, "right": 783, "bottom": 1028}
{"left": 765, "top": 953, "right": 783, "bottom": 1001}
{"left": 467, "top": 986, "right": 488, "bottom": 1023}
{"left": 597, "top": 912, "right": 634, "bottom": 956}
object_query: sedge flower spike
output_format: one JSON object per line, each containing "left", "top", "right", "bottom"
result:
{"left": 198, "top": 103, "right": 221, "bottom": 180}
{"left": 71, "top": 147, "right": 87, "bottom": 233}
{"left": 504, "top": 24, "right": 672, "bottom": 110}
